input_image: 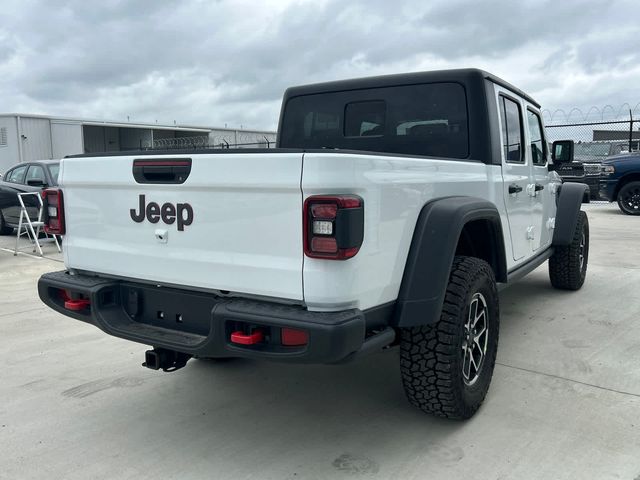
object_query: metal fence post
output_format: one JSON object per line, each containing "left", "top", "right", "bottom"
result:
{"left": 630, "top": 109, "right": 635, "bottom": 153}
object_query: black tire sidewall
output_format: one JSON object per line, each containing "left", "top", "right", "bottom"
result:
{"left": 549, "top": 210, "right": 589, "bottom": 290}
{"left": 578, "top": 213, "right": 589, "bottom": 282}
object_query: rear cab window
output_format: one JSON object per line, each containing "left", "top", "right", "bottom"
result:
{"left": 6, "top": 164, "right": 28, "bottom": 183}
{"left": 280, "top": 82, "right": 469, "bottom": 160}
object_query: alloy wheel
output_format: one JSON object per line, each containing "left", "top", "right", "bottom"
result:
{"left": 462, "top": 292, "right": 489, "bottom": 386}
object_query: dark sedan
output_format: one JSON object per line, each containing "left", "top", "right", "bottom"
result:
{"left": 0, "top": 160, "right": 60, "bottom": 234}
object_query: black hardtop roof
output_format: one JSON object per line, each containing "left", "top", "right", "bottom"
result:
{"left": 283, "top": 68, "right": 540, "bottom": 109}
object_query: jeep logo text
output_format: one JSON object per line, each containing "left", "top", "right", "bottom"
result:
{"left": 130, "top": 194, "right": 194, "bottom": 231}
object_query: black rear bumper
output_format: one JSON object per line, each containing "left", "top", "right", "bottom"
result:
{"left": 38, "top": 271, "right": 368, "bottom": 364}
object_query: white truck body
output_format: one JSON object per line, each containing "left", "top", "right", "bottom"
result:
{"left": 60, "top": 111, "right": 560, "bottom": 312}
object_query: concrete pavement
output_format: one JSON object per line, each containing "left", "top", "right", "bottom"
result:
{"left": 0, "top": 203, "right": 639, "bottom": 480}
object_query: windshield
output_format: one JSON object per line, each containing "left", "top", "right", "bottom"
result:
{"left": 574, "top": 143, "right": 611, "bottom": 158}
{"left": 48, "top": 163, "right": 60, "bottom": 185}
{"left": 280, "top": 82, "right": 469, "bottom": 159}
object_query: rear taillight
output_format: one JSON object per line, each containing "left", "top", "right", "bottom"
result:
{"left": 303, "top": 195, "right": 364, "bottom": 260}
{"left": 42, "top": 188, "right": 65, "bottom": 235}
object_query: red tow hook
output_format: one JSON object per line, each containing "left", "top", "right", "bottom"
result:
{"left": 64, "top": 298, "right": 91, "bottom": 311}
{"left": 230, "top": 330, "right": 264, "bottom": 345}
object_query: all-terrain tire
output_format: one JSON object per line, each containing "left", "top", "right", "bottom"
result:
{"left": 0, "top": 212, "right": 13, "bottom": 235}
{"left": 399, "top": 256, "right": 499, "bottom": 420}
{"left": 549, "top": 210, "right": 589, "bottom": 290}
{"left": 617, "top": 181, "right": 640, "bottom": 215}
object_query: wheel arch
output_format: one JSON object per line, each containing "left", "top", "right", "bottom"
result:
{"left": 392, "top": 197, "right": 507, "bottom": 328}
{"left": 553, "top": 182, "right": 588, "bottom": 246}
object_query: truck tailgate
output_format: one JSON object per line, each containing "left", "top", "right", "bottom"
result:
{"left": 60, "top": 153, "right": 304, "bottom": 301}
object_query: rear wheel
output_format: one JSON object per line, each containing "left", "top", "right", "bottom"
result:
{"left": 0, "top": 212, "right": 13, "bottom": 235}
{"left": 549, "top": 210, "right": 589, "bottom": 290}
{"left": 399, "top": 256, "right": 499, "bottom": 420}
{"left": 617, "top": 181, "right": 640, "bottom": 215}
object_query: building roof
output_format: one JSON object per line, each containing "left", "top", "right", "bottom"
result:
{"left": 0, "top": 112, "right": 274, "bottom": 134}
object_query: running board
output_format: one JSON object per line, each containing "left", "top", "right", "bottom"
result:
{"left": 500, "top": 248, "right": 554, "bottom": 291}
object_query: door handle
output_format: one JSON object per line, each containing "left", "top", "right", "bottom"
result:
{"left": 508, "top": 184, "right": 523, "bottom": 194}
{"left": 535, "top": 184, "right": 545, "bottom": 192}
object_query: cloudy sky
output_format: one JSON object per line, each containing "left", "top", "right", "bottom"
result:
{"left": 1, "top": 0, "right": 639, "bottom": 130}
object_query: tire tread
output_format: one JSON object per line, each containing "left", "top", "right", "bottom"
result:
{"left": 399, "top": 256, "right": 499, "bottom": 420}
{"left": 549, "top": 211, "right": 588, "bottom": 290}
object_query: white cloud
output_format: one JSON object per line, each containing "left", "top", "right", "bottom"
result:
{"left": 0, "top": 0, "right": 638, "bottom": 130}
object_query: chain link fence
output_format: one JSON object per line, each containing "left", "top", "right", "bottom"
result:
{"left": 151, "top": 132, "right": 277, "bottom": 150}
{"left": 543, "top": 105, "right": 640, "bottom": 152}
{"left": 543, "top": 106, "right": 640, "bottom": 203}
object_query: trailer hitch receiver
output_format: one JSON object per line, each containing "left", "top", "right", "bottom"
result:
{"left": 143, "top": 348, "right": 192, "bottom": 372}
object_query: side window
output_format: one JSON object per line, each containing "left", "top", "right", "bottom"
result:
{"left": 26, "top": 165, "right": 46, "bottom": 183}
{"left": 7, "top": 164, "right": 27, "bottom": 183}
{"left": 498, "top": 96, "right": 524, "bottom": 163}
{"left": 527, "top": 110, "right": 546, "bottom": 166}
{"left": 48, "top": 164, "right": 60, "bottom": 185}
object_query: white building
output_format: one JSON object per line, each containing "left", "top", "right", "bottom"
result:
{"left": 0, "top": 113, "right": 276, "bottom": 174}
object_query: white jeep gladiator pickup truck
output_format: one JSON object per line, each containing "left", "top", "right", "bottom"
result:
{"left": 38, "top": 69, "right": 589, "bottom": 419}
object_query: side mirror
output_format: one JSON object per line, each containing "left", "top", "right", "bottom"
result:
{"left": 27, "top": 179, "right": 47, "bottom": 187}
{"left": 552, "top": 140, "right": 574, "bottom": 165}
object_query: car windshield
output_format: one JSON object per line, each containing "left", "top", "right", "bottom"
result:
{"left": 48, "top": 163, "right": 60, "bottom": 185}
{"left": 574, "top": 143, "right": 611, "bottom": 158}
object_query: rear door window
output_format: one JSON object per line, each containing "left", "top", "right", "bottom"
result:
{"left": 498, "top": 96, "right": 524, "bottom": 163}
{"left": 26, "top": 165, "right": 46, "bottom": 183}
{"left": 48, "top": 163, "right": 60, "bottom": 185}
{"left": 280, "top": 82, "right": 469, "bottom": 159}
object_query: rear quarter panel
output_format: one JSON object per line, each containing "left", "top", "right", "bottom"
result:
{"left": 301, "top": 152, "right": 508, "bottom": 311}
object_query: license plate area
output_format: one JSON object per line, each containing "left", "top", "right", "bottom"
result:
{"left": 120, "top": 283, "right": 217, "bottom": 336}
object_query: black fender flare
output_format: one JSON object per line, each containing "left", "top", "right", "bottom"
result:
{"left": 553, "top": 183, "right": 588, "bottom": 246}
{"left": 392, "top": 197, "right": 507, "bottom": 328}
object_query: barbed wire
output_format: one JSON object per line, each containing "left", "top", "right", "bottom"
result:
{"left": 543, "top": 103, "right": 640, "bottom": 124}
{"left": 152, "top": 133, "right": 277, "bottom": 150}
